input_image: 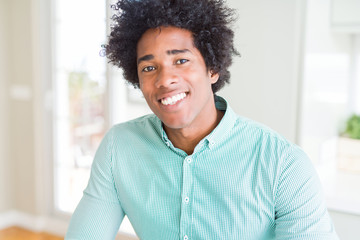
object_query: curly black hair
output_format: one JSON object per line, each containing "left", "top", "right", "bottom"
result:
{"left": 105, "top": 0, "right": 239, "bottom": 93}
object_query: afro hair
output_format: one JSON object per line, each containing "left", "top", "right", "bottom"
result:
{"left": 105, "top": 0, "right": 239, "bottom": 93}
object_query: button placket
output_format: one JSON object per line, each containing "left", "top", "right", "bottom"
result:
{"left": 179, "top": 155, "right": 194, "bottom": 240}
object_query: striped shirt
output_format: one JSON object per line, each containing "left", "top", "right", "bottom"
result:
{"left": 66, "top": 96, "right": 338, "bottom": 240}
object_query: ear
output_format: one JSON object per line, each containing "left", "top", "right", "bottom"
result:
{"left": 208, "top": 70, "right": 219, "bottom": 84}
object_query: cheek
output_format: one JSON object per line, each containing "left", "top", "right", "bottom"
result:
{"left": 139, "top": 86, "right": 147, "bottom": 98}
{"left": 139, "top": 83, "right": 152, "bottom": 101}
{"left": 138, "top": 77, "right": 146, "bottom": 92}
{"left": 139, "top": 83, "right": 146, "bottom": 96}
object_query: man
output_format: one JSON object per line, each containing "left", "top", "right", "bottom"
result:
{"left": 66, "top": 0, "right": 338, "bottom": 239}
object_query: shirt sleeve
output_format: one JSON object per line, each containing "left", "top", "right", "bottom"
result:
{"left": 274, "top": 145, "right": 338, "bottom": 240}
{"left": 66, "top": 128, "right": 125, "bottom": 240}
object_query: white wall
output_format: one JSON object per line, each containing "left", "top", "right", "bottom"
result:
{"left": 0, "top": 0, "right": 37, "bottom": 215}
{"left": 300, "top": 0, "right": 351, "bottom": 162}
{"left": 300, "top": 0, "right": 360, "bottom": 239}
{"left": 0, "top": 0, "right": 11, "bottom": 212}
{"left": 220, "top": 0, "right": 305, "bottom": 143}
{"left": 329, "top": 211, "right": 360, "bottom": 240}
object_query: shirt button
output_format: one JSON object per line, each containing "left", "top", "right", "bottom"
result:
{"left": 184, "top": 197, "right": 190, "bottom": 204}
{"left": 186, "top": 157, "right": 192, "bottom": 164}
{"left": 184, "top": 235, "right": 189, "bottom": 240}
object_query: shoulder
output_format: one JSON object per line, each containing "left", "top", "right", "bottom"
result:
{"left": 110, "top": 114, "right": 158, "bottom": 133}
{"left": 105, "top": 114, "right": 162, "bottom": 143}
{"left": 237, "top": 118, "right": 315, "bottom": 179}
{"left": 235, "top": 116, "right": 294, "bottom": 151}
{"left": 231, "top": 115, "right": 312, "bottom": 171}
{"left": 114, "top": 113, "right": 157, "bottom": 128}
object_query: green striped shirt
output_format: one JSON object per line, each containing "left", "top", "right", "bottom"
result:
{"left": 66, "top": 96, "right": 338, "bottom": 240}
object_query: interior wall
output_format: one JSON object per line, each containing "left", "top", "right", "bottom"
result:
{"left": 219, "top": 0, "right": 305, "bottom": 143}
{"left": 299, "top": 0, "right": 351, "bottom": 162}
{"left": 7, "top": 0, "right": 37, "bottom": 215}
{"left": 0, "top": 0, "right": 12, "bottom": 213}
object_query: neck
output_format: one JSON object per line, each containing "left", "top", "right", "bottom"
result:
{"left": 164, "top": 109, "right": 224, "bottom": 155}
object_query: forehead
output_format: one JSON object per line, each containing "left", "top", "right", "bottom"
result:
{"left": 136, "top": 26, "right": 196, "bottom": 57}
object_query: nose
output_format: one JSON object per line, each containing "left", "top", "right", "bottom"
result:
{"left": 155, "top": 67, "right": 178, "bottom": 88}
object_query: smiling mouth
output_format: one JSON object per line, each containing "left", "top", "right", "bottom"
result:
{"left": 160, "top": 92, "right": 187, "bottom": 106}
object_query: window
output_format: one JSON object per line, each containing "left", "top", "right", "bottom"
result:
{"left": 299, "top": 0, "right": 360, "bottom": 215}
{"left": 53, "top": 0, "right": 108, "bottom": 213}
{"left": 52, "top": 0, "right": 151, "bottom": 219}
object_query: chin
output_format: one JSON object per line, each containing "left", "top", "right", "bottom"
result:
{"left": 162, "top": 121, "right": 186, "bottom": 130}
{"left": 160, "top": 116, "right": 191, "bottom": 130}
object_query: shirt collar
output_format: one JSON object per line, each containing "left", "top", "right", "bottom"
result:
{"left": 158, "top": 95, "right": 238, "bottom": 150}
{"left": 205, "top": 95, "right": 238, "bottom": 149}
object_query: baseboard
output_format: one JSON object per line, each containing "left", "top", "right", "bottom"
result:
{"left": 0, "top": 210, "right": 138, "bottom": 239}
{"left": 0, "top": 210, "right": 68, "bottom": 236}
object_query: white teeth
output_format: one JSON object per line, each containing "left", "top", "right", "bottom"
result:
{"left": 161, "top": 92, "right": 186, "bottom": 106}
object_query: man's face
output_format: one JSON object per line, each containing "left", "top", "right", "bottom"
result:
{"left": 136, "top": 26, "right": 219, "bottom": 131}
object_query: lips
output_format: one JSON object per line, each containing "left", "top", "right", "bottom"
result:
{"left": 160, "top": 92, "right": 187, "bottom": 106}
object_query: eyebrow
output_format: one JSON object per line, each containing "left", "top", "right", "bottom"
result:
{"left": 137, "top": 54, "right": 154, "bottom": 65}
{"left": 137, "top": 49, "right": 190, "bottom": 65}
{"left": 166, "top": 49, "right": 190, "bottom": 55}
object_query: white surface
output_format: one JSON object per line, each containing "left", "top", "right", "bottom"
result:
{"left": 331, "top": 0, "right": 360, "bottom": 27}
{"left": 318, "top": 165, "right": 360, "bottom": 215}
{"left": 329, "top": 210, "right": 360, "bottom": 240}
{"left": 331, "top": 0, "right": 360, "bottom": 32}
{"left": 219, "top": 0, "right": 305, "bottom": 143}
{"left": 316, "top": 137, "right": 360, "bottom": 215}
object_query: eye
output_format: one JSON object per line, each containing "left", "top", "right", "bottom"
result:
{"left": 142, "top": 66, "right": 156, "bottom": 72}
{"left": 175, "top": 59, "right": 189, "bottom": 65}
